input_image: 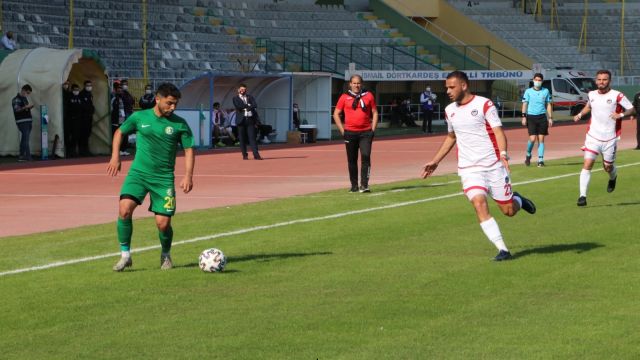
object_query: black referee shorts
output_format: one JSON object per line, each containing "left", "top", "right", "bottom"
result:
{"left": 526, "top": 114, "right": 549, "bottom": 136}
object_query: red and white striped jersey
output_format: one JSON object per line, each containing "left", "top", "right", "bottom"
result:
{"left": 586, "top": 89, "right": 633, "bottom": 141}
{"left": 445, "top": 95, "right": 502, "bottom": 175}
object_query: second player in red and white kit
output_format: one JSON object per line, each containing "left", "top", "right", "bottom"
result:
{"left": 573, "top": 69, "right": 633, "bottom": 207}
{"left": 421, "top": 71, "right": 536, "bottom": 261}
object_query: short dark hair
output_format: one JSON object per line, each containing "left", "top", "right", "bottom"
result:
{"left": 213, "top": 102, "right": 220, "bottom": 107}
{"left": 156, "top": 83, "right": 181, "bottom": 99}
{"left": 596, "top": 69, "right": 611, "bottom": 79}
{"left": 84, "top": 80, "right": 92, "bottom": 86}
{"left": 238, "top": 83, "right": 247, "bottom": 89}
{"left": 446, "top": 70, "right": 469, "bottom": 85}
{"left": 533, "top": 73, "right": 544, "bottom": 80}
{"left": 21, "top": 84, "right": 32, "bottom": 92}
{"left": 71, "top": 84, "right": 80, "bottom": 90}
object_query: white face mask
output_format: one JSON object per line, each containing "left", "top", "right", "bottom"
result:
{"left": 533, "top": 81, "right": 542, "bottom": 89}
{"left": 426, "top": 87, "right": 431, "bottom": 92}
{"left": 73, "top": 91, "right": 80, "bottom": 96}
{"left": 145, "top": 90, "right": 152, "bottom": 94}
{"left": 85, "top": 86, "right": 92, "bottom": 92}
{"left": 122, "top": 85, "right": 128, "bottom": 91}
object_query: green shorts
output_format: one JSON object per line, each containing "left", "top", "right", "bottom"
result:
{"left": 120, "top": 173, "right": 176, "bottom": 216}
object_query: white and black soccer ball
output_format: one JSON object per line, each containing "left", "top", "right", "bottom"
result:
{"left": 199, "top": 248, "right": 227, "bottom": 273}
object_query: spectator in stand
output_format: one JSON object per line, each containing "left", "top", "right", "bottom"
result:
{"left": 1, "top": 31, "right": 17, "bottom": 50}
{"left": 139, "top": 84, "right": 156, "bottom": 110}
{"left": 111, "top": 83, "right": 130, "bottom": 156}
{"left": 78, "top": 80, "right": 95, "bottom": 156}
{"left": 12, "top": 84, "right": 34, "bottom": 162}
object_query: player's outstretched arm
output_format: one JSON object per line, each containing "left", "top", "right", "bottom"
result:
{"left": 180, "top": 147, "right": 195, "bottom": 193}
{"left": 421, "top": 132, "right": 456, "bottom": 179}
{"left": 107, "top": 129, "right": 123, "bottom": 176}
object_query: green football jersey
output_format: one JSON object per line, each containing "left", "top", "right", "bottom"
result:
{"left": 119, "top": 109, "right": 194, "bottom": 179}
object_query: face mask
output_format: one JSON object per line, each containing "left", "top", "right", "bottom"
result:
{"left": 426, "top": 87, "right": 431, "bottom": 92}
{"left": 122, "top": 85, "right": 128, "bottom": 91}
{"left": 145, "top": 90, "right": 152, "bottom": 94}
{"left": 533, "top": 81, "right": 542, "bottom": 88}
{"left": 85, "top": 86, "right": 92, "bottom": 91}
{"left": 73, "top": 91, "right": 80, "bottom": 96}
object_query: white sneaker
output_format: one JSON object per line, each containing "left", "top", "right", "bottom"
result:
{"left": 160, "top": 254, "right": 173, "bottom": 270}
{"left": 113, "top": 256, "right": 132, "bottom": 272}
{"left": 260, "top": 137, "right": 271, "bottom": 144}
{"left": 119, "top": 151, "right": 131, "bottom": 156}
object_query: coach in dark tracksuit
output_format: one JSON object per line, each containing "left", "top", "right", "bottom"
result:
{"left": 332, "top": 74, "right": 379, "bottom": 193}
{"left": 232, "top": 83, "right": 262, "bottom": 160}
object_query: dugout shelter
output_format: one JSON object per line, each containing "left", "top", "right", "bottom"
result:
{"left": 178, "top": 72, "right": 332, "bottom": 144}
{"left": 0, "top": 47, "right": 110, "bottom": 158}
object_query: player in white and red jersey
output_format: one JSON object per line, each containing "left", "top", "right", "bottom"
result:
{"left": 421, "top": 71, "right": 537, "bottom": 261}
{"left": 572, "top": 69, "right": 633, "bottom": 207}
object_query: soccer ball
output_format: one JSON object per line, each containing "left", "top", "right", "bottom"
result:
{"left": 199, "top": 248, "right": 227, "bottom": 273}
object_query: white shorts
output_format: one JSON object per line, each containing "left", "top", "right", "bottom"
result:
{"left": 582, "top": 135, "right": 618, "bottom": 164}
{"left": 460, "top": 166, "right": 513, "bottom": 204}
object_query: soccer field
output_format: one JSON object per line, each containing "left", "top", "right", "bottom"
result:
{"left": 1, "top": 151, "right": 639, "bottom": 359}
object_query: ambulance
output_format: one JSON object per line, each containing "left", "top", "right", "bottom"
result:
{"left": 539, "top": 70, "right": 596, "bottom": 115}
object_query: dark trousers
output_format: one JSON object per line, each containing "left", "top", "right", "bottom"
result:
{"left": 17, "top": 121, "right": 32, "bottom": 160}
{"left": 238, "top": 122, "right": 260, "bottom": 158}
{"left": 344, "top": 130, "right": 373, "bottom": 187}
{"left": 422, "top": 109, "right": 433, "bottom": 133}
{"left": 78, "top": 116, "right": 93, "bottom": 156}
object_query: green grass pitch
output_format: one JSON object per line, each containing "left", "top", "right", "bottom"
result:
{"left": 1, "top": 151, "right": 639, "bottom": 359}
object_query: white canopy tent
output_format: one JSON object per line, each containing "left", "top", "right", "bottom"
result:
{"left": 0, "top": 48, "right": 110, "bottom": 157}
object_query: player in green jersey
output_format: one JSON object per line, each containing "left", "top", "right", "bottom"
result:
{"left": 107, "top": 83, "right": 195, "bottom": 271}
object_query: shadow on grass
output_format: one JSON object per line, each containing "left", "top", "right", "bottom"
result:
{"left": 585, "top": 201, "right": 640, "bottom": 208}
{"left": 514, "top": 242, "right": 604, "bottom": 259}
{"left": 176, "top": 251, "right": 333, "bottom": 269}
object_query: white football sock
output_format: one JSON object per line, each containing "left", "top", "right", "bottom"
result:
{"left": 580, "top": 169, "right": 591, "bottom": 197}
{"left": 609, "top": 165, "right": 617, "bottom": 180}
{"left": 121, "top": 251, "right": 131, "bottom": 258}
{"left": 480, "top": 217, "right": 508, "bottom": 251}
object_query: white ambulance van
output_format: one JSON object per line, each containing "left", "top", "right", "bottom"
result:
{"left": 540, "top": 70, "right": 596, "bottom": 115}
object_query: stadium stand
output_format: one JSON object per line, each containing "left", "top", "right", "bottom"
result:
{"left": 1, "top": 0, "right": 447, "bottom": 83}
{"left": 446, "top": 0, "right": 640, "bottom": 76}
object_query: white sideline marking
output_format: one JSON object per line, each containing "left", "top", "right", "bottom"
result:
{"left": 1, "top": 162, "right": 639, "bottom": 277}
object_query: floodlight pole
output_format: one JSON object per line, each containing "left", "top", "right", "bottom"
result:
{"left": 68, "top": 0, "right": 74, "bottom": 49}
